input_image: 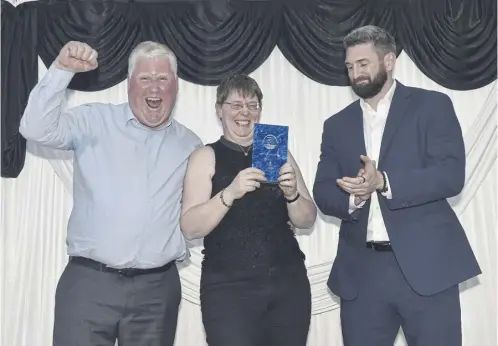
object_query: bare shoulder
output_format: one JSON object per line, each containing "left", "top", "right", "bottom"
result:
{"left": 188, "top": 145, "right": 216, "bottom": 177}
{"left": 190, "top": 145, "right": 215, "bottom": 161}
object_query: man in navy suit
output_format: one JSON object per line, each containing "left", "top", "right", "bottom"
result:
{"left": 313, "top": 25, "right": 481, "bottom": 346}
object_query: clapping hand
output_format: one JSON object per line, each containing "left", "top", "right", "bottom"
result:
{"left": 355, "top": 168, "right": 371, "bottom": 203}
{"left": 337, "top": 155, "right": 383, "bottom": 197}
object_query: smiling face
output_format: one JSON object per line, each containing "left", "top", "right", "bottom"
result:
{"left": 217, "top": 90, "right": 261, "bottom": 145}
{"left": 345, "top": 43, "right": 394, "bottom": 100}
{"left": 128, "top": 57, "right": 178, "bottom": 128}
{"left": 215, "top": 74, "right": 263, "bottom": 145}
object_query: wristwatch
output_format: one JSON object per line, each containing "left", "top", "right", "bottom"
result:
{"left": 377, "top": 171, "right": 388, "bottom": 193}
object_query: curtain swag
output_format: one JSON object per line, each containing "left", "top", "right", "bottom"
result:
{"left": 2, "top": 0, "right": 496, "bottom": 177}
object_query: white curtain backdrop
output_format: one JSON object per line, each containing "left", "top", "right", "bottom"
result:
{"left": 3, "top": 0, "right": 37, "bottom": 7}
{"left": 1, "top": 48, "right": 496, "bottom": 346}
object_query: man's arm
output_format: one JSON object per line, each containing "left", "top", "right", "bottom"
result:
{"left": 384, "top": 93, "right": 465, "bottom": 210}
{"left": 19, "top": 42, "right": 98, "bottom": 150}
{"left": 313, "top": 120, "right": 360, "bottom": 221}
{"left": 20, "top": 64, "right": 85, "bottom": 150}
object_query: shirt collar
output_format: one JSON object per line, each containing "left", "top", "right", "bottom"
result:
{"left": 360, "top": 80, "right": 397, "bottom": 112}
{"left": 124, "top": 104, "right": 173, "bottom": 130}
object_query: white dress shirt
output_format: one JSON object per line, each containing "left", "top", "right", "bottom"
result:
{"left": 348, "top": 81, "right": 396, "bottom": 242}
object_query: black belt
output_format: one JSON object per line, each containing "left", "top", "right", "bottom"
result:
{"left": 71, "top": 256, "right": 174, "bottom": 277}
{"left": 366, "top": 242, "right": 392, "bottom": 251}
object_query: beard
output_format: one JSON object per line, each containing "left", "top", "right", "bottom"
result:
{"left": 351, "top": 68, "right": 388, "bottom": 99}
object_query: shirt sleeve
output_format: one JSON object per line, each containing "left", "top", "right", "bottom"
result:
{"left": 19, "top": 63, "right": 92, "bottom": 150}
{"left": 348, "top": 194, "right": 366, "bottom": 214}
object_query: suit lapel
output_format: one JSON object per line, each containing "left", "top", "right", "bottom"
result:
{"left": 378, "top": 82, "right": 412, "bottom": 164}
{"left": 348, "top": 102, "right": 367, "bottom": 169}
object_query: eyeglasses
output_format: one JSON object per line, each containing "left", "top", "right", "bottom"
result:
{"left": 223, "top": 102, "right": 260, "bottom": 111}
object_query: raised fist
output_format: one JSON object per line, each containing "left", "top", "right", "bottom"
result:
{"left": 55, "top": 41, "right": 98, "bottom": 73}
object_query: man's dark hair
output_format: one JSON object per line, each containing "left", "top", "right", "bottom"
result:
{"left": 343, "top": 25, "right": 396, "bottom": 56}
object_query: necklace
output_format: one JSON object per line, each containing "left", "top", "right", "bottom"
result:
{"left": 237, "top": 143, "right": 252, "bottom": 156}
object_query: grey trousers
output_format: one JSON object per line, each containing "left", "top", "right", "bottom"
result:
{"left": 53, "top": 259, "right": 182, "bottom": 346}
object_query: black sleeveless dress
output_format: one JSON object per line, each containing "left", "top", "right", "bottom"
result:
{"left": 201, "top": 137, "right": 306, "bottom": 276}
{"left": 200, "top": 138, "right": 311, "bottom": 346}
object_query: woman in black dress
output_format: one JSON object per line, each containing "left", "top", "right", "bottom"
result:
{"left": 180, "top": 74, "right": 317, "bottom": 346}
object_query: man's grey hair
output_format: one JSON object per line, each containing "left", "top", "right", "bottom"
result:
{"left": 128, "top": 41, "right": 178, "bottom": 78}
{"left": 343, "top": 25, "right": 396, "bottom": 56}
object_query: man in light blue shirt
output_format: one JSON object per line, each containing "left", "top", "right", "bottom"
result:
{"left": 19, "top": 40, "right": 202, "bottom": 346}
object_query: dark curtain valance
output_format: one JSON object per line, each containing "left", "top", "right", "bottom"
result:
{"left": 2, "top": 0, "right": 496, "bottom": 177}
{"left": 37, "top": 1, "right": 283, "bottom": 89}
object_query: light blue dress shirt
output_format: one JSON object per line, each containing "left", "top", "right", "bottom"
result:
{"left": 19, "top": 64, "right": 202, "bottom": 269}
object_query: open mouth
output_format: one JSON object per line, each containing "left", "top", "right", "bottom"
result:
{"left": 234, "top": 120, "right": 250, "bottom": 127}
{"left": 145, "top": 97, "right": 162, "bottom": 109}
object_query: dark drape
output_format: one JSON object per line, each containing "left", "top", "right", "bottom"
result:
{"left": 278, "top": 0, "right": 403, "bottom": 86}
{"left": 38, "top": 1, "right": 142, "bottom": 91}
{"left": 1, "top": 2, "right": 38, "bottom": 178}
{"left": 37, "top": 1, "right": 281, "bottom": 89}
{"left": 2, "top": 0, "right": 496, "bottom": 178}
{"left": 141, "top": 1, "right": 281, "bottom": 85}
{"left": 395, "top": 0, "right": 497, "bottom": 90}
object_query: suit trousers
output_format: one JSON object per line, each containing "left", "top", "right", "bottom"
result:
{"left": 53, "top": 258, "right": 182, "bottom": 346}
{"left": 340, "top": 247, "right": 461, "bottom": 346}
{"left": 200, "top": 262, "right": 312, "bottom": 346}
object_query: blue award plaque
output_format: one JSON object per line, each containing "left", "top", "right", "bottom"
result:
{"left": 252, "top": 123, "right": 289, "bottom": 183}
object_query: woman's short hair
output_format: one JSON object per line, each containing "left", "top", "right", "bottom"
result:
{"left": 216, "top": 74, "right": 263, "bottom": 108}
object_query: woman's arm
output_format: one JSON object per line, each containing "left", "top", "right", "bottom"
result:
{"left": 180, "top": 146, "right": 266, "bottom": 239}
{"left": 180, "top": 146, "right": 232, "bottom": 240}
{"left": 284, "top": 152, "right": 317, "bottom": 229}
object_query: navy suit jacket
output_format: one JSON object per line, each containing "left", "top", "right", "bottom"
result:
{"left": 313, "top": 82, "right": 481, "bottom": 300}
